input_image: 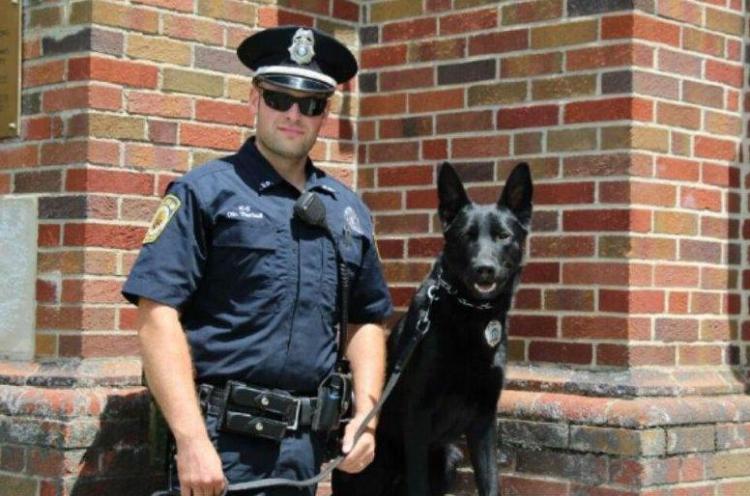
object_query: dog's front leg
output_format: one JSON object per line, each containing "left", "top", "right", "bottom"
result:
{"left": 403, "top": 408, "right": 433, "bottom": 496}
{"left": 466, "top": 412, "right": 499, "bottom": 496}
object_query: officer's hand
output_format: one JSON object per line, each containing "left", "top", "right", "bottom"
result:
{"left": 176, "top": 435, "right": 226, "bottom": 496}
{"left": 338, "top": 413, "right": 376, "bottom": 474}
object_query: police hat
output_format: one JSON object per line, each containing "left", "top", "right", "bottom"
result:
{"left": 237, "top": 26, "right": 358, "bottom": 95}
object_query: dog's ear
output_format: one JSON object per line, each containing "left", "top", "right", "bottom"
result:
{"left": 498, "top": 162, "right": 533, "bottom": 228}
{"left": 438, "top": 162, "right": 470, "bottom": 230}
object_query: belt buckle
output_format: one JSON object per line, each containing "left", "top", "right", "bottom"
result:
{"left": 286, "top": 397, "right": 302, "bottom": 431}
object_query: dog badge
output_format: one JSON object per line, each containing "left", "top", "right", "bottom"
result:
{"left": 288, "top": 28, "right": 315, "bottom": 65}
{"left": 484, "top": 320, "right": 503, "bottom": 348}
{"left": 143, "top": 194, "right": 181, "bottom": 244}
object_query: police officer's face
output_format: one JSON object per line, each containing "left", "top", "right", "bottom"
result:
{"left": 253, "top": 82, "right": 328, "bottom": 164}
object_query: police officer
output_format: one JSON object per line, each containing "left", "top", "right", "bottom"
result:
{"left": 122, "top": 26, "right": 392, "bottom": 496}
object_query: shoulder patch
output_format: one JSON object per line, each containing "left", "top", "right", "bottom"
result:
{"left": 344, "top": 206, "right": 364, "bottom": 236}
{"left": 143, "top": 194, "right": 181, "bottom": 244}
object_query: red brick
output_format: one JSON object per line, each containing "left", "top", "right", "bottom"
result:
{"left": 409, "top": 39, "right": 465, "bottom": 62}
{"left": 66, "top": 168, "right": 154, "bottom": 195}
{"left": 544, "top": 288, "right": 594, "bottom": 311}
{"left": 361, "top": 94, "right": 406, "bottom": 117}
{"left": 600, "top": 289, "right": 665, "bottom": 313}
{"left": 406, "top": 189, "right": 437, "bottom": 209}
{"left": 407, "top": 237, "right": 443, "bottom": 258}
{"left": 408, "top": 89, "right": 463, "bottom": 113}
{"left": 0, "top": 145, "right": 39, "bottom": 168}
{"left": 381, "top": 67, "right": 434, "bottom": 91}
{"left": 598, "top": 344, "right": 676, "bottom": 366}
{"left": 706, "top": 60, "right": 744, "bottom": 88}
{"left": 657, "top": 102, "right": 701, "bottom": 130}
{"left": 562, "top": 316, "right": 649, "bottom": 340}
{"left": 61, "top": 279, "right": 126, "bottom": 304}
{"left": 376, "top": 239, "right": 404, "bottom": 259}
{"left": 563, "top": 209, "right": 650, "bottom": 232}
{"left": 703, "top": 163, "right": 740, "bottom": 188}
{"left": 128, "top": 92, "right": 192, "bottom": 119}
{"left": 196, "top": 99, "right": 253, "bottom": 126}
{"left": 179, "top": 123, "right": 242, "bottom": 150}
{"left": 658, "top": 0, "right": 702, "bottom": 25}
{"left": 68, "top": 56, "right": 158, "bottom": 89}
{"left": 498, "top": 104, "right": 558, "bottom": 129}
{"left": 22, "top": 60, "right": 66, "bottom": 88}
{"left": 655, "top": 318, "right": 699, "bottom": 342}
{"left": 659, "top": 49, "right": 702, "bottom": 77}
{"left": 521, "top": 262, "right": 559, "bottom": 284}
{"left": 656, "top": 157, "right": 700, "bottom": 181}
{"left": 680, "top": 187, "right": 722, "bottom": 213}
{"left": 451, "top": 136, "right": 510, "bottom": 159}
{"left": 369, "top": 142, "right": 418, "bottom": 163}
{"left": 567, "top": 44, "right": 653, "bottom": 71}
{"left": 565, "top": 97, "right": 652, "bottom": 124}
{"left": 683, "top": 26, "right": 724, "bottom": 57}
{"left": 530, "top": 235, "right": 595, "bottom": 258}
{"left": 563, "top": 262, "right": 649, "bottom": 287}
{"left": 59, "top": 333, "right": 139, "bottom": 358}
{"left": 422, "top": 139, "right": 448, "bottom": 160}
{"left": 64, "top": 223, "right": 146, "bottom": 250}
{"left": 163, "top": 13, "right": 224, "bottom": 45}
{"left": 375, "top": 214, "right": 430, "bottom": 235}
{"left": 382, "top": 18, "right": 436, "bottom": 42}
{"left": 655, "top": 265, "right": 699, "bottom": 287}
{"left": 694, "top": 137, "right": 739, "bottom": 161}
{"left": 600, "top": 181, "right": 676, "bottom": 207}
{"left": 24, "top": 116, "right": 53, "bottom": 140}
{"left": 332, "top": 0, "right": 358, "bottom": 21}
{"left": 378, "top": 165, "right": 433, "bottom": 187}
{"left": 602, "top": 14, "right": 681, "bottom": 46}
{"left": 257, "top": 6, "right": 313, "bottom": 28}
{"left": 502, "top": 476, "right": 570, "bottom": 496}
{"left": 508, "top": 315, "right": 557, "bottom": 338}
{"left": 125, "top": 144, "right": 190, "bottom": 172}
{"left": 40, "top": 141, "right": 87, "bottom": 166}
{"left": 440, "top": 8, "right": 497, "bottom": 35}
{"left": 437, "top": 110, "right": 493, "bottom": 134}
{"left": 535, "top": 182, "right": 594, "bottom": 205}
{"left": 529, "top": 341, "right": 593, "bottom": 365}
{"left": 38, "top": 225, "right": 61, "bottom": 247}
{"left": 361, "top": 45, "right": 407, "bottom": 68}
{"left": 469, "top": 29, "right": 528, "bottom": 56}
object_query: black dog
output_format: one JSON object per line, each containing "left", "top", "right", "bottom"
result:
{"left": 332, "top": 162, "right": 533, "bottom": 495}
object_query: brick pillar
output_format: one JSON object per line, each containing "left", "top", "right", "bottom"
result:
{"left": 358, "top": 1, "right": 749, "bottom": 494}
{"left": 0, "top": 1, "right": 358, "bottom": 494}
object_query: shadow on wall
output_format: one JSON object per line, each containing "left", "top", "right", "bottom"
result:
{"left": 65, "top": 388, "right": 165, "bottom": 495}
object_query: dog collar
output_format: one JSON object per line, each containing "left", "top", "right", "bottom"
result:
{"left": 436, "top": 275, "right": 495, "bottom": 311}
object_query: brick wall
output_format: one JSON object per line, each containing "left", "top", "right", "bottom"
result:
{"left": 0, "top": 0, "right": 748, "bottom": 495}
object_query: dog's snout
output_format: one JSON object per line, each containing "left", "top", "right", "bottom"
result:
{"left": 475, "top": 264, "right": 496, "bottom": 281}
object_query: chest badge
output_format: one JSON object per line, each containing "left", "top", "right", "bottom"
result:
{"left": 143, "top": 194, "right": 181, "bottom": 244}
{"left": 484, "top": 320, "right": 503, "bottom": 348}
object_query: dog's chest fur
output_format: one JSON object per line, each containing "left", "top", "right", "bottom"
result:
{"left": 387, "top": 279, "right": 508, "bottom": 443}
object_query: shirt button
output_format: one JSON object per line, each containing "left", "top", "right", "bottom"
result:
{"left": 255, "top": 422, "right": 264, "bottom": 432}
{"left": 261, "top": 396, "right": 270, "bottom": 407}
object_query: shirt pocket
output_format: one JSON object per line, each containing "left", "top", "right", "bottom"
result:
{"left": 208, "top": 221, "right": 284, "bottom": 305}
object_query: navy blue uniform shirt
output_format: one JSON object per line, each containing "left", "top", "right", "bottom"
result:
{"left": 123, "top": 138, "right": 392, "bottom": 393}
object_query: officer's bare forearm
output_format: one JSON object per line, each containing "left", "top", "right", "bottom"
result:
{"left": 137, "top": 298, "right": 207, "bottom": 444}
{"left": 346, "top": 323, "right": 386, "bottom": 427}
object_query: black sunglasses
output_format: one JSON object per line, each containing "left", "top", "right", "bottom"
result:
{"left": 259, "top": 88, "right": 328, "bottom": 117}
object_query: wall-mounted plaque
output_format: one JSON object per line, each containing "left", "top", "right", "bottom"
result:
{"left": 0, "top": 1, "right": 22, "bottom": 139}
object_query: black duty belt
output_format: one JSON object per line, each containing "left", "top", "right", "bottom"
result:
{"left": 199, "top": 382, "right": 318, "bottom": 441}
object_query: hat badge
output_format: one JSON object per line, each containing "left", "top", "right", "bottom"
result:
{"left": 288, "top": 28, "right": 315, "bottom": 65}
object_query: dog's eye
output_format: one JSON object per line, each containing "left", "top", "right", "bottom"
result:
{"left": 495, "top": 230, "right": 510, "bottom": 240}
